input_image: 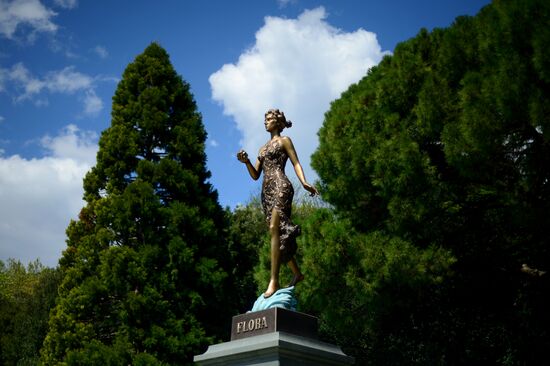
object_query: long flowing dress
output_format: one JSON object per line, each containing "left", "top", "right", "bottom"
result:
{"left": 259, "top": 138, "right": 301, "bottom": 263}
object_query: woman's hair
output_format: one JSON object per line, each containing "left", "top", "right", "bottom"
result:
{"left": 266, "top": 108, "right": 292, "bottom": 130}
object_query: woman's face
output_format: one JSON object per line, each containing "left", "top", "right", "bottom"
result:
{"left": 264, "top": 113, "right": 279, "bottom": 132}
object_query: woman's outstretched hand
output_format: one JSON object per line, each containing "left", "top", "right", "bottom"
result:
{"left": 303, "top": 182, "right": 319, "bottom": 196}
{"left": 237, "top": 150, "right": 249, "bottom": 163}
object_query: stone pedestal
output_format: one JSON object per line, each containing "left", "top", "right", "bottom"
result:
{"left": 194, "top": 308, "right": 353, "bottom": 365}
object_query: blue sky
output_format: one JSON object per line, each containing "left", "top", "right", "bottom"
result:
{"left": 0, "top": 0, "right": 491, "bottom": 266}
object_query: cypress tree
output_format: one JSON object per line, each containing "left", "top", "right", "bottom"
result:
{"left": 41, "top": 43, "right": 230, "bottom": 365}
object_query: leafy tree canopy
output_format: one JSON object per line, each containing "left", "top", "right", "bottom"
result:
{"left": 0, "top": 259, "right": 61, "bottom": 366}
{"left": 311, "top": 0, "right": 550, "bottom": 363}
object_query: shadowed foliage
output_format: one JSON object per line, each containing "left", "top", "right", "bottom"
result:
{"left": 307, "top": 0, "right": 550, "bottom": 363}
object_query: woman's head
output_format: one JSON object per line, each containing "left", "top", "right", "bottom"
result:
{"left": 265, "top": 109, "right": 292, "bottom": 132}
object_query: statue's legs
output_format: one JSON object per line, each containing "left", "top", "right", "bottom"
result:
{"left": 265, "top": 208, "right": 281, "bottom": 298}
{"left": 287, "top": 258, "right": 304, "bottom": 287}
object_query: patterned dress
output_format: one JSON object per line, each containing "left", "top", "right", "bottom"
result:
{"left": 259, "top": 138, "right": 301, "bottom": 263}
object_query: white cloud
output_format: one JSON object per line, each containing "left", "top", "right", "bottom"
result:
{"left": 41, "top": 124, "right": 98, "bottom": 161}
{"left": 2, "top": 63, "right": 103, "bottom": 114}
{"left": 0, "top": 67, "right": 7, "bottom": 91}
{"left": 209, "top": 139, "right": 219, "bottom": 147}
{"left": 0, "top": 116, "right": 4, "bottom": 123}
{"left": 82, "top": 89, "right": 103, "bottom": 116}
{"left": 53, "top": 0, "right": 77, "bottom": 9}
{"left": 8, "top": 62, "right": 43, "bottom": 99}
{"left": 93, "top": 45, "right": 108, "bottom": 59}
{"left": 0, "top": 0, "right": 57, "bottom": 40}
{"left": 0, "top": 125, "right": 98, "bottom": 266}
{"left": 210, "top": 7, "right": 389, "bottom": 182}
{"left": 7, "top": 63, "right": 93, "bottom": 100}
{"left": 34, "top": 97, "right": 48, "bottom": 107}
{"left": 277, "top": 0, "right": 295, "bottom": 8}
{"left": 45, "top": 66, "right": 93, "bottom": 93}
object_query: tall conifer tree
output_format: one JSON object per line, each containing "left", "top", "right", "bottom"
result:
{"left": 42, "top": 43, "right": 230, "bottom": 365}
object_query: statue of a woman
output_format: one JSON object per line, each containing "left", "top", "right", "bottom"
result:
{"left": 237, "top": 109, "right": 318, "bottom": 298}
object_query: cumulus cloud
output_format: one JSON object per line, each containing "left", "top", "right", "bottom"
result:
{"left": 82, "top": 89, "right": 103, "bottom": 116}
{"left": 0, "top": 125, "right": 98, "bottom": 266}
{"left": 34, "top": 97, "right": 48, "bottom": 107}
{"left": 0, "top": 67, "right": 7, "bottom": 91}
{"left": 210, "top": 7, "right": 389, "bottom": 182}
{"left": 6, "top": 63, "right": 93, "bottom": 100}
{"left": 0, "top": 0, "right": 58, "bottom": 40}
{"left": 40, "top": 124, "right": 98, "bottom": 161}
{"left": 8, "top": 62, "right": 43, "bottom": 99}
{"left": 93, "top": 45, "right": 108, "bottom": 59}
{"left": 44, "top": 66, "right": 93, "bottom": 93}
{"left": 1, "top": 63, "right": 104, "bottom": 114}
{"left": 277, "top": 0, "right": 296, "bottom": 8}
{"left": 53, "top": 0, "right": 77, "bottom": 9}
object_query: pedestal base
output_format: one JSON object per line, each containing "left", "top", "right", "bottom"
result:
{"left": 194, "top": 331, "right": 354, "bottom": 365}
{"left": 231, "top": 308, "right": 317, "bottom": 341}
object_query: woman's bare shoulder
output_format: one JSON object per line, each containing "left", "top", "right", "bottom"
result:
{"left": 280, "top": 135, "right": 295, "bottom": 148}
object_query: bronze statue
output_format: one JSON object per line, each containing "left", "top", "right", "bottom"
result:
{"left": 237, "top": 109, "right": 318, "bottom": 298}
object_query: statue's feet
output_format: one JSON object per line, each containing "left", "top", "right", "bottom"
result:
{"left": 263, "top": 280, "right": 280, "bottom": 298}
{"left": 287, "top": 273, "right": 304, "bottom": 287}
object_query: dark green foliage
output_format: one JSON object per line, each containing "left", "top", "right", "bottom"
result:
{"left": 0, "top": 259, "right": 61, "bottom": 366}
{"left": 225, "top": 196, "right": 267, "bottom": 311}
{"left": 41, "top": 43, "right": 232, "bottom": 365}
{"left": 311, "top": 0, "right": 550, "bottom": 363}
{"left": 297, "top": 210, "right": 455, "bottom": 364}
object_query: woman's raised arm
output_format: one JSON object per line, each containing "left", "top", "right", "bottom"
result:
{"left": 237, "top": 149, "right": 262, "bottom": 180}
